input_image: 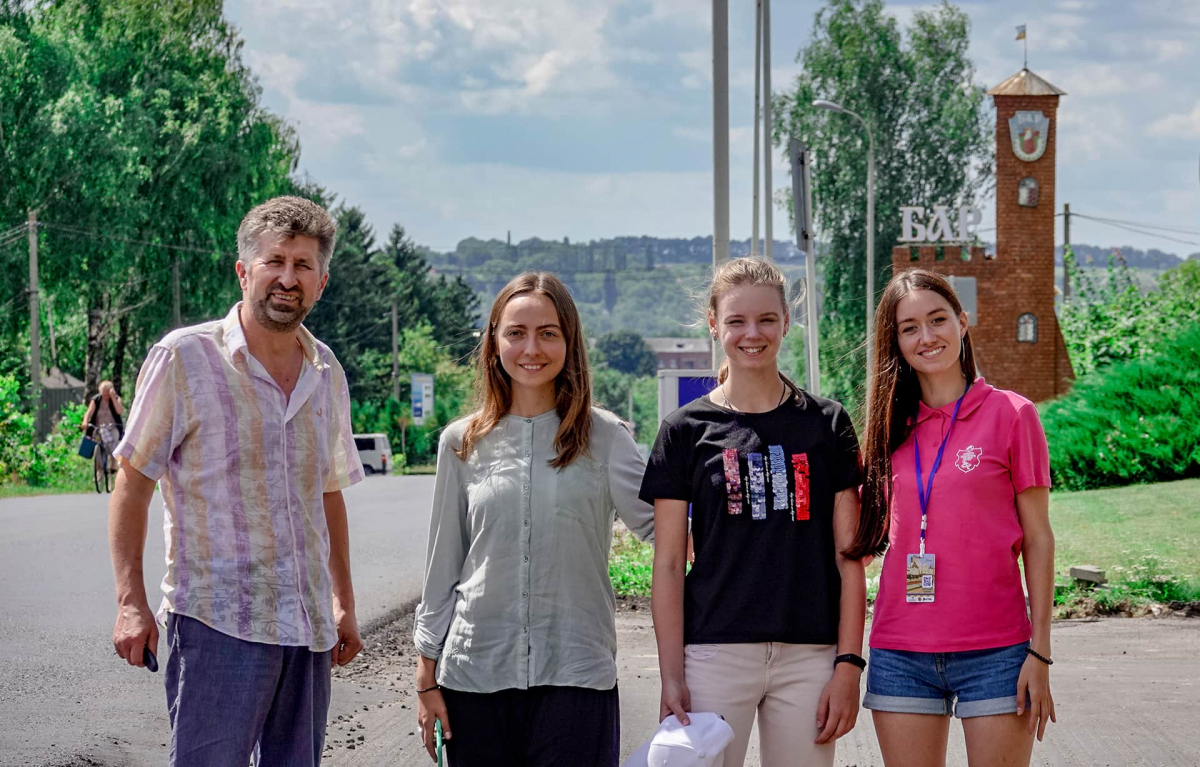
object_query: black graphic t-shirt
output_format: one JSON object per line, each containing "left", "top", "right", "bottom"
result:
{"left": 639, "top": 390, "right": 861, "bottom": 645}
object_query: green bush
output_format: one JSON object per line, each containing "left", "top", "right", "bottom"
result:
{"left": 0, "top": 374, "right": 91, "bottom": 491}
{"left": 1040, "top": 323, "right": 1200, "bottom": 491}
{"left": 609, "top": 530, "right": 654, "bottom": 597}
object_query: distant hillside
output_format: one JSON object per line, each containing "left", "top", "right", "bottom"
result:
{"left": 1056, "top": 243, "right": 1190, "bottom": 270}
{"left": 417, "top": 234, "right": 1194, "bottom": 338}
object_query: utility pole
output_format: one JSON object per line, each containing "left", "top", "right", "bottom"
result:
{"left": 1062, "top": 203, "right": 1071, "bottom": 300}
{"left": 391, "top": 297, "right": 400, "bottom": 402}
{"left": 762, "top": 0, "right": 774, "bottom": 261}
{"left": 712, "top": 0, "right": 729, "bottom": 368}
{"left": 751, "top": 0, "right": 762, "bottom": 257}
{"left": 173, "top": 252, "right": 182, "bottom": 327}
{"left": 27, "top": 210, "right": 43, "bottom": 438}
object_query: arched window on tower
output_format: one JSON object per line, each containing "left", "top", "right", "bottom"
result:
{"left": 1017, "top": 313, "right": 1038, "bottom": 343}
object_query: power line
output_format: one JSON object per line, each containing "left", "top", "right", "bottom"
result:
{"left": 38, "top": 221, "right": 236, "bottom": 256}
{"left": 1072, "top": 213, "right": 1200, "bottom": 248}
{"left": 1079, "top": 215, "right": 1200, "bottom": 237}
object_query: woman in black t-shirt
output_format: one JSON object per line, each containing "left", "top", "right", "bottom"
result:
{"left": 640, "top": 258, "right": 867, "bottom": 767}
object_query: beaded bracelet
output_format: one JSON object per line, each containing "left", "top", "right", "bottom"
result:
{"left": 1025, "top": 647, "right": 1053, "bottom": 665}
{"left": 417, "top": 684, "right": 441, "bottom": 694}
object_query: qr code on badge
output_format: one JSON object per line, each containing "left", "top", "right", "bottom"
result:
{"left": 922, "top": 575, "right": 934, "bottom": 589}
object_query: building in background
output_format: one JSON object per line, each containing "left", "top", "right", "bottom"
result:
{"left": 893, "top": 67, "right": 1074, "bottom": 402}
{"left": 646, "top": 337, "right": 712, "bottom": 370}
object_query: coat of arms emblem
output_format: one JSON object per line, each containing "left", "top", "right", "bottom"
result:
{"left": 955, "top": 445, "right": 983, "bottom": 473}
{"left": 1008, "top": 111, "right": 1049, "bottom": 162}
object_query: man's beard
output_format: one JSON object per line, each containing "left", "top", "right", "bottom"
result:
{"left": 249, "top": 284, "right": 312, "bottom": 333}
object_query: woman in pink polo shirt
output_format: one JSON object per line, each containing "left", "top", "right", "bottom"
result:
{"left": 848, "top": 269, "right": 1056, "bottom": 766}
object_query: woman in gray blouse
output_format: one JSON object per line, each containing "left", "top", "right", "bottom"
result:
{"left": 413, "top": 272, "right": 655, "bottom": 766}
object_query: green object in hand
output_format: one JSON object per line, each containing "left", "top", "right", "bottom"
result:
{"left": 435, "top": 719, "right": 443, "bottom": 766}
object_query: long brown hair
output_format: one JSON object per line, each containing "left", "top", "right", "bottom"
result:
{"left": 707, "top": 257, "right": 804, "bottom": 401}
{"left": 844, "top": 269, "right": 978, "bottom": 559}
{"left": 455, "top": 272, "right": 592, "bottom": 469}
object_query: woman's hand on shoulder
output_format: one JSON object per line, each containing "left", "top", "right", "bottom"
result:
{"left": 815, "top": 664, "right": 860, "bottom": 744}
{"left": 659, "top": 675, "right": 691, "bottom": 726}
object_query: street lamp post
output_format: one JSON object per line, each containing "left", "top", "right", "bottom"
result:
{"left": 812, "top": 100, "right": 876, "bottom": 373}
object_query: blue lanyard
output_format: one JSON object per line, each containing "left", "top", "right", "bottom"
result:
{"left": 914, "top": 384, "right": 970, "bottom": 555}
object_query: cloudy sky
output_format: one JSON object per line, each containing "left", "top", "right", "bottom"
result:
{"left": 224, "top": 0, "right": 1200, "bottom": 256}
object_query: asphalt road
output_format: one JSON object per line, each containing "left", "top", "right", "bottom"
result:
{"left": 0, "top": 474, "right": 434, "bottom": 767}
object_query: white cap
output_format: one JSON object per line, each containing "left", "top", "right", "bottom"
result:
{"left": 623, "top": 713, "right": 735, "bottom": 767}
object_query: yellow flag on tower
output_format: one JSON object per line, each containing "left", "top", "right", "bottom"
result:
{"left": 1015, "top": 24, "right": 1027, "bottom": 40}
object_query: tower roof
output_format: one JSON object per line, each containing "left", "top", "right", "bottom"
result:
{"left": 987, "top": 68, "right": 1066, "bottom": 97}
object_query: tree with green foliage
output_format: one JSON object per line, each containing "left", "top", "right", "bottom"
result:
{"left": 594, "top": 330, "right": 658, "bottom": 376}
{"left": 773, "top": 0, "right": 992, "bottom": 407}
{"left": 1060, "top": 250, "right": 1200, "bottom": 377}
{"left": 1, "top": 0, "right": 300, "bottom": 402}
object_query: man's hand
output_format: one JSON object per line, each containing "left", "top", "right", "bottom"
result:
{"left": 331, "top": 604, "right": 363, "bottom": 667}
{"left": 815, "top": 663, "right": 861, "bottom": 744}
{"left": 113, "top": 601, "right": 158, "bottom": 667}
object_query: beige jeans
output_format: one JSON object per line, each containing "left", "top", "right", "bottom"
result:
{"left": 684, "top": 641, "right": 836, "bottom": 767}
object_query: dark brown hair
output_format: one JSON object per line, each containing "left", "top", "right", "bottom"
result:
{"left": 844, "top": 269, "right": 978, "bottom": 559}
{"left": 455, "top": 272, "right": 592, "bottom": 469}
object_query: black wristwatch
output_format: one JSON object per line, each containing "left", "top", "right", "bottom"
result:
{"left": 834, "top": 653, "right": 867, "bottom": 671}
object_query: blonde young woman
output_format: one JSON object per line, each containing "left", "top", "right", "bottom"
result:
{"left": 641, "top": 257, "right": 868, "bottom": 767}
{"left": 412, "top": 272, "right": 654, "bottom": 766}
{"left": 850, "top": 269, "right": 1055, "bottom": 767}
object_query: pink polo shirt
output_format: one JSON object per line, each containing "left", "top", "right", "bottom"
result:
{"left": 869, "top": 379, "right": 1051, "bottom": 653}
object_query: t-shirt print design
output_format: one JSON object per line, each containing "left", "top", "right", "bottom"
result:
{"left": 721, "top": 446, "right": 811, "bottom": 522}
{"left": 722, "top": 448, "right": 743, "bottom": 514}
{"left": 792, "top": 453, "right": 811, "bottom": 520}
{"left": 955, "top": 445, "right": 983, "bottom": 473}
{"left": 748, "top": 453, "right": 767, "bottom": 519}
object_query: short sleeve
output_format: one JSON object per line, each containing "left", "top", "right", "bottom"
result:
{"left": 638, "top": 418, "right": 691, "bottom": 504}
{"left": 113, "top": 345, "right": 186, "bottom": 481}
{"left": 1007, "top": 403, "right": 1051, "bottom": 493}
{"left": 829, "top": 405, "right": 863, "bottom": 493}
{"left": 323, "top": 361, "right": 365, "bottom": 493}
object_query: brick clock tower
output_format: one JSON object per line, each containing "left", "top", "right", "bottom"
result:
{"left": 892, "top": 68, "right": 1074, "bottom": 402}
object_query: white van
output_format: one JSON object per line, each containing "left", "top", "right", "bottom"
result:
{"left": 353, "top": 433, "right": 393, "bottom": 475}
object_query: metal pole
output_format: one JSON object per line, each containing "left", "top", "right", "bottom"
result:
{"left": 865, "top": 125, "right": 875, "bottom": 368}
{"left": 391, "top": 297, "right": 400, "bottom": 402}
{"left": 1062, "top": 202, "right": 1071, "bottom": 300}
{"left": 712, "top": 0, "right": 729, "bottom": 368}
{"left": 762, "top": 0, "right": 774, "bottom": 261}
{"left": 751, "top": 0, "right": 762, "bottom": 257}
{"left": 802, "top": 155, "right": 820, "bottom": 396}
{"left": 28, "top": 210, "right": 43, "bottom": 438}
{"left": 173, "top": 252, "right": 182, "bottom": 328}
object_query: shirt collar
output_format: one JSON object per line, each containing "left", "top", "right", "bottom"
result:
{"left": 914, "top": 377, "right": 993, "bottom": 423}
{"left": 221, "top": 302, "right": 328, "bottom": 373}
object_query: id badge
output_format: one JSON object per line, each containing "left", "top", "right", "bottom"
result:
{"left": 906, "top": 554, "right": 936, "bottom": 603}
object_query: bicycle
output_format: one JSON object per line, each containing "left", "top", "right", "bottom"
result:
{"left": 89, "top": 424, "right": 118, "bottom": 494}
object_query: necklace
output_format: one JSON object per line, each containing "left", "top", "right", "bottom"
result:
{"left": 720, "top": 378, "right": 789, "bottom": 412}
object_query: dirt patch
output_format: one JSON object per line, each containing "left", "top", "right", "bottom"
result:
{"left": 616, "top": 594, "right": 651, "bottom": 613}
{"left": 333, "top": 598, "right": 421, "bottom": 685}
{"left": 1055, "top": 598, "right": 1200, "bottom": 620}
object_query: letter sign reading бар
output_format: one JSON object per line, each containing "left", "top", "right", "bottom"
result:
{"left": 898, "top": 205, "right": 983, "bottom": 243}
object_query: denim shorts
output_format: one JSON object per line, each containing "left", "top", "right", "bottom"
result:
{"left": 863, "top": 641, "right": 1029, "bottom": 718}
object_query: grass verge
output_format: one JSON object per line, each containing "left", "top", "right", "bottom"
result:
{"left": 611, "top": 479, "right": 1200, "bottom": 617}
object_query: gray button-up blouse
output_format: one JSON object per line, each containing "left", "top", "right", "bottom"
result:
{"left": 413, "top": 407, "right": 655, "bottom": 693}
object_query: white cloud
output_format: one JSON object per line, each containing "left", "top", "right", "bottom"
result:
{"left": 1146, "top": 102, "right": 1200, "bottom": 139}
{"left": 1044, "top": 63, "right": 1163, "bottom": 97}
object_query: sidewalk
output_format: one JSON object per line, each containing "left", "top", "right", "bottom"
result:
{"left": 324, "top": 608, "right": 1200, "bottom": 766}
